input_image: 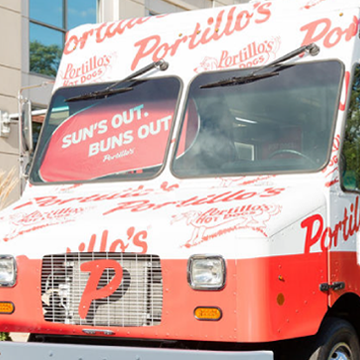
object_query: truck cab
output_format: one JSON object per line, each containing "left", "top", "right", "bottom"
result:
{"left": 1, "top": 1, "right": 360, "bottom": 359}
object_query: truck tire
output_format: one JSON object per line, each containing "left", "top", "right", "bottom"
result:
{"left": 308, "top": 318, "right": 360, "bottom": 360}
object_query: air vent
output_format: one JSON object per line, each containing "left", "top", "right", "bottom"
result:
{"left": 41, "top": 253, "right": 163, "bottom": 327}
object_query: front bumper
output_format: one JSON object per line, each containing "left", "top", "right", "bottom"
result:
{"left": 0, "top": 342, "right": 273, "bottom": 360}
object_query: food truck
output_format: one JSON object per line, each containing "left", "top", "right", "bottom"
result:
{"left": 1, "top": 0, "right": 360, "bottom": 358}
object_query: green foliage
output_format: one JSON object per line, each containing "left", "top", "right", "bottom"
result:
{"left": 343, "top": 67, "right": 360, "bottom": 190}
{"left": 30, "top": 40, "right": 62, "bottom": 77}
{"left": 0, "top": 332, "right": 11, "bottom": 341}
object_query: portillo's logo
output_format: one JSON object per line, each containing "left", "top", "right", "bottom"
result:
{"left": 4, "top": 207, "right": 84, "bottom": 242}
{"left": 301, "top": 197, "right": 360, "bottom": 254}
{"left": 172, "top": 204, "right": 282, "bottom": 248}
{"left": 60, "top": 54, "right": 112, "bottom": 86}
{"left": 301, "top": 0, "right": 327, "bottom": 10}
{"left": 194, "top": 37, "right": 281, "bottom": 72}
{"left": 79, "top": 259, "right": 129, "bottom": 319}
{"left": 63, "top": 3, "right": 272, "bottom": 71}
{"left": 300, "top": 15, "right": 359, "bottom": 49}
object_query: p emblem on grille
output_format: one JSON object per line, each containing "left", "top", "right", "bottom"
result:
{"left": 42, "top": 253, "right": 162, "bottom": 326}
{"left": 79, "top": 259, "right": 128, "bottom": 319}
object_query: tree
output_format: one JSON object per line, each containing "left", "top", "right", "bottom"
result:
{"left": 343, "top": 66, "right": 360, "bottom": 189}
{"left": 30, "top": 40, "right": 62, "bottom": 77}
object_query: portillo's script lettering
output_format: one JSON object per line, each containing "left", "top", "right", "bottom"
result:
{"left": 302, "top": 197, "right": 360, "bottom": 254}
{"left": 12, "top": 187, "right": 285, "bottom": 215}
{"left": 63, "top": 3, "right": 272, "bottom": 70}
{"left": 13, "top": 183, "right": 178, "bottom": 210}
{"left": 217, "top": 37, "right": 280, "bottom": 69}
{"left": 64, "top": 17, "right": 151, "bottom": 55}
{"left": 103, "top": 187, "right": 285, "bottom": 214}
{"left": 131, "top": 3, "right": 272, "bottom": 70}
{"left": 301, "top": 0, "right": 327, "bottom": 10}
{"left": 194, "top": 37, "right": 280, "bottom": 72}
{"left": 66, "top": 227, "right": 148, "bottom": 254}
{"left": 300, "top": 15, "right": 359, "bottom": 49}
{"left": 62, "top": 54, "right": 112, "bottom": 86}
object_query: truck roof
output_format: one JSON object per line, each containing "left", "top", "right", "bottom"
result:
{"left": 54, "top": 0, "right": 360, "bottom": 90}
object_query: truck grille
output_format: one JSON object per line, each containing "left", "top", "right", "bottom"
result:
{"left": 41, "top": 253, "right": 163, "bottom": 327}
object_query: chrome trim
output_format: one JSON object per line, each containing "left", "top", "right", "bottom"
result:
{"left": 41, "top": 252, "right": 163, "bottom": 327}
{"left": 82, "top": 329, "right": 115, "bottom": 336}
{"left": 187, "top": 254, "right": 226, "bottom": 290}
{"left": 0, "top": 255, "right": 17, "bottom": 288}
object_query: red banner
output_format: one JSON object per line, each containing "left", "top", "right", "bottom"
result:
{"left": 40, "top": 99, "right": 177, "bottom": 181}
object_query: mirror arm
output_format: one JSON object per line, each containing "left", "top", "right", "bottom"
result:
{"left": 17, "top": 81, "right": 53, "bottom": 193}
{"left": 17, "top": 81, "right": 53, "bottom": 155}
{"left": 0, "top": 111, "right": 18, "bottom": 137}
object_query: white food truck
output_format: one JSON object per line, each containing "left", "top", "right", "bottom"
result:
{"left": 1, "top": 0, "right": 360, "bottom": 359}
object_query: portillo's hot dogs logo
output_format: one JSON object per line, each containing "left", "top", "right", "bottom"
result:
{"left": 172, "top": 204, "right": 282, "bottom": 248}
{"left": 63, "top": 3, "right": 272, "bottom": 70}
{"left": 60, "top": 54, "right": 113, "bottom": 86}
{"left": 194, "top": 37, "right": 281, "bottom": 72}
{"left": 4, "top": 207, "right": 85, "bottom": 242}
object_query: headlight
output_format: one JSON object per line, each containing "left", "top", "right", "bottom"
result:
{"left": 188, "top": 255, "right": 226, "bottom": 290}
{"left": 0, "top": 255, "right": 16, "bottom": 287}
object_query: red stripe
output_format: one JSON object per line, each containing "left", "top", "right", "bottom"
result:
{"left": 0, "top": 252, "right": 333, "bottom": 342}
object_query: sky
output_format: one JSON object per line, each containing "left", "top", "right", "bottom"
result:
{"left": 29, "top": 0, "right": 97, "bottom": 47}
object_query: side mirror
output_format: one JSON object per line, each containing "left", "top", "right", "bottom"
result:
{"left": 20, "top": 99, "right": 33, "bottom": 154}
{"left": 0, "top": 111, "right": 11, "bottom": 137}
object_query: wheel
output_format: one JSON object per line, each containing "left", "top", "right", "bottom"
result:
{"left": 307, "top": 318, "right": 360, "bottom": 360}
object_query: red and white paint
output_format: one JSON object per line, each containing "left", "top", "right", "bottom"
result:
{"left": 2, "top": 0, "right": 360, "bottom": 348}
{"left": 59, "top": 53, "right": 116, "bottom": 86}
{"left": 323, "top": 134, "right": 341, "bottom": 188}
{"left": 172, "top": 204, "right": 281, "bottom": 248}
{"left": 194, "top": 37, "right": 281, "bottom": 72}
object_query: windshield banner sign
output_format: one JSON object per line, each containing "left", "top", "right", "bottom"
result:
{"left": 39, "top": 100, "right": 176, "bottom": 181}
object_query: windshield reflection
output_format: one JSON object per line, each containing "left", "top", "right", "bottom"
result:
{"left": 173, "top": 61, "right": 343, "bottom": 177}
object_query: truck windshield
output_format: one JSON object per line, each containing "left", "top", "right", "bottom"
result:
{"left": 30, "top": 77, "right": 180, "bottom": 183}
{"left": 173, "top": 60, "right": 343, "bottom": 177}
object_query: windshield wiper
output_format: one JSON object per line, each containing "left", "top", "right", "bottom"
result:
{"left": 66, "top": 87, "right": 134, "bottom": 102}
{"left": 200, "top": 43, "right": 320, "bottom": 89}
{"left": 66, "top": 59, "right": 169, "bottom": 102}
{"left": 200, "top": 71, "right": 280, "bottom": 88}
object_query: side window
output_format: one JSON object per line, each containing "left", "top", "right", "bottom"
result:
{"left": 342, "top": 65, "right": 360, "bottom": 191}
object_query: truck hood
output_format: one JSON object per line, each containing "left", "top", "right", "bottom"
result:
{"left": 0, "top": 178, "right": 325, "bottom": 259}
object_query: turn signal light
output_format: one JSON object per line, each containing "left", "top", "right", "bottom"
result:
{"left": 194, "top": 307, "right": 222, "bottom": 321}
{"left": 0, "top": 302, "right": 14, "bottom": 314}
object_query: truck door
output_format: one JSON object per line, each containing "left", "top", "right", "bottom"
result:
{"left": 330, "top": 65, "right": 360, "bottom": 306}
